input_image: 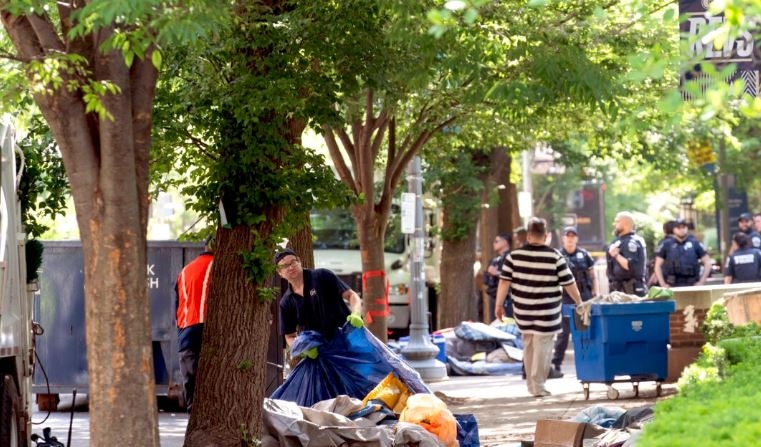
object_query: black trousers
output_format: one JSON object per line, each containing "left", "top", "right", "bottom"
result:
{"left": 179, "top": 347, "right": 200, "bottom": 412}
{"left": 552, "top": 316, "right": 571, "bottom": 368}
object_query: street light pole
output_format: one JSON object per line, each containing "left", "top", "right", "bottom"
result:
{"left": 400, "top": 156, "right": 447, "bottom": 381}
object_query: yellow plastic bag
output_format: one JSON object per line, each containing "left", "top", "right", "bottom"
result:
{"left": 362, "top": 372, "right": 411, "bottom": 412}
{"left": 399, "top": 393, "right": 459, "bottom": 447}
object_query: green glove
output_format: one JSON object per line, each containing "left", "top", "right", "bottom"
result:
{"left": 347, "top": 313, "right": 364, "bottom": 328}
{"left": 303, "top": 347, "right": 319, "bottom": 359}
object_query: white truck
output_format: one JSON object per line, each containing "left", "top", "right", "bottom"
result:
{"left": 310, "top": 207, "right": 441, "bottom": 338}
{"left": 0, "top": 119, "right": 36, "bottom": 445}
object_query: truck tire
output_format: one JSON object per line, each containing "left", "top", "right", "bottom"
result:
{"left": 0, "top": 376, "right": 25, "bottom": 447}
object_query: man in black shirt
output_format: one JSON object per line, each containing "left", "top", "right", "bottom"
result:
{"left": 276, "top": 248, "right": 363, "bottom": 350}
{"left": 606, "top": 211, "right": 647, "bottom": 296}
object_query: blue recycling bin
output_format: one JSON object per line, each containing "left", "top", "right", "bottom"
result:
{"left": 564, "top": 300, "right": 675, "bottom": 383}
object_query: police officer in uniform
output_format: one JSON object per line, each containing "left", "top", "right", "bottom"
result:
{"left": 483, "top": 232, "right": 512, "bottom": 321}
{"left": 737, "top": 212, "right": 761, "bottom": 250}
{"left": 606, "top": 211, "right": 647, "bottom": 296}
{"left": 654, "top": 218, "right": 712, "bottom": 287}
{"left": 724, "top": 232, "right": 761, "bottom": 284}
{"left": 552, "top": 226, "right": 597, "bottom": 375}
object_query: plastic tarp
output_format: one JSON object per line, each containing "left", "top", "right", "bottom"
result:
{"left": 262, "top": 397, "right": 443, "bottom": 447}
{"left": 271, "top": 324, "right": 430, "bottom": 407}
{"left": 445, "top": 321, "right": 524, "bottom": 376}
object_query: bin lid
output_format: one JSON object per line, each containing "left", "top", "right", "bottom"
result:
{"left": 590, "top": 300, "right": 676, "bottom": 316}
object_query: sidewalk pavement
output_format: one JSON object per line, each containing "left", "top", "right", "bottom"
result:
{"left": 32, "top": 352, "right": 676, "bottom": 447}
{"left": 426, "top": 352, "right": 678, "bottom": 447}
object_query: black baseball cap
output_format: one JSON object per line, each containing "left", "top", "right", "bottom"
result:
{"left": 738, "top": 212, "right": 753, "bottom": 222}
{"left": 562, "top": 226, "right": 578, "bottom": 236}
{"left": 274, "top": 248, "right": 297, "bottom": 264}
{"left": 674, "top": 218, "right": 688, "bottom": 226}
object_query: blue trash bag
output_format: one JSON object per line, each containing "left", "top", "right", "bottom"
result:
{"left": 455, "top": 413, "right": 480, "bottom": 447}
{"left": 271, "top": 323, "right": 430, "bottom": 407}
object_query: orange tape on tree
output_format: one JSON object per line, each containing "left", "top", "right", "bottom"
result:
{"left": 362, "top": 270, "right": 390, "bottom": 320}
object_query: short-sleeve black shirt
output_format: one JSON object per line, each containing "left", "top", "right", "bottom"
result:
{"left": 279, "top": 268, "right": 352, "bottom": 340}
{"left": 606, "top": 232, "right": 647, "bottom": 283}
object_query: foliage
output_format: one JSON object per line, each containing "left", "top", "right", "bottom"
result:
{"left": 701, "top": 300, "right": 761, "bottom": 344}
{"left": 702, "top": 301, "right": 735, "bottom": 345}
{"left": 422, "top": 146, "right": 485, "bottom": 242}
{"left": 16, "top": 114, "right": 68, "bottom": 238}
{"left": 640, "top": 338, "right": 761, "bottom": 446}
{"left": 152, "top": 3, "right": 354, "bottom": 286}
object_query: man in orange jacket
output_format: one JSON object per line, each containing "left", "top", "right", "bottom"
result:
{"left": 175, "top": 236, "right": 214, "bottom": 412}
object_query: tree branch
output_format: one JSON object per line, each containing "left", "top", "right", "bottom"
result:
{"left": 26, "top": 12, "right": 64, "bottom": 53}
{"left": 322, "top": 125, "right": 358, "bottom": 194}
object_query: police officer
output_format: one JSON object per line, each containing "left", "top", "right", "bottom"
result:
{"left": 654, "top": 218, "right": 712, "bottom": 287}
{"left": 482, "top": 232, "right": 511, "bottom": 321}
{"left": 552, "top": 226, "right": 597, "bottom": 375}
{"left": 606, "top": 211, "right": 647, "bottom": 296}
{"left": 737, "top": 212, "right": 761, "bottom": 250}
{"left": 724, "top": 232, "right": 761, "bottom": 284}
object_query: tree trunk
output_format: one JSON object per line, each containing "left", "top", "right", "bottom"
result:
{"left": 1, "top": 11, "right": 161, "bottom": 445}
{"left": 185, "top": 225, "right": 272, "bottom": 446}
{"left": 355, "top": 208, "right": 389, "bottom": 343}
{"left": 439, "top": 221, "right": 479, "bottom": 329}
{"left": 291, "top": 219, "right": 315, "bottom": 268}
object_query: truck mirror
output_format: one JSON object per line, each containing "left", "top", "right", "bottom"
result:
{"left": 390, "top": 259, "right": 404, "bottom": 270}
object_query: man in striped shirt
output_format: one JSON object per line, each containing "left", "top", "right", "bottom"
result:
{"left": 495, "top": 218, "right": 582, "bottom": 397}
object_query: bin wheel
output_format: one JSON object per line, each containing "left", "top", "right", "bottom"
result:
{"left": 633, "top": 383, "right": 639, "bottom": 398}
{"left": 606, "top": 386, "right": 619, "bottom": 400}
{"left": 656, "top": 382, "right": 662, "bottom": 397}
{"left": 583, "top": 383, "right": 590, "bottom": 400}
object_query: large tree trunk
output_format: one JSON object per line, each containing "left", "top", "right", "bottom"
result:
{"left": 185, "top": 111, "right": 303, "bottom": 444}
{"left": 2, "top": 11, "right": 161, "bottom": 446}
{"left": 438, "top": 219, "right": 479, "bottom": 329}
{"left": 185, "top": 226, "right": 272, "bottom": 446}
{"left": 355, "top": 208, "right": 389, "bottom": 343}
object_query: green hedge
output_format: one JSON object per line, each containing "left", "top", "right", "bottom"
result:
{"left": 638, "top": 303, "right": 761, "bottom": 446}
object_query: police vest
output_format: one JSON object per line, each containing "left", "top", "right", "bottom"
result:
{"left": 561, "top": 248, "right": 593, "bottom": 300}
{"left": 661, "top": 237, "right": 701, "bottom": 281}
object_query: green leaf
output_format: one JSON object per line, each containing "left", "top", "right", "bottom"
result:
{"left": 152, "top": 50, "right": 163, "bottom": 69}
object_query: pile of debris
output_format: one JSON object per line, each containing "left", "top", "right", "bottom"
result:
{"left": 267, "top": 324, "right": 479, "bottom": 447}
{"left": 440, "top": 321, "right": 524, "bottom": 376}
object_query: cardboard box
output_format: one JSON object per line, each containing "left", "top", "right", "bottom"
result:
{"left": 533, "top": 419, "right": 606, "bottom": 447}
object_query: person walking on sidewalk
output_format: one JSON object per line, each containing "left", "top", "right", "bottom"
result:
{"left": 495, "top": 217, "right": 583, "bottom": 398}
{"left": 552, "top": 226, "right": 597, "bottom": 375}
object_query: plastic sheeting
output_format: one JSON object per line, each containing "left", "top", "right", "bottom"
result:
{"left": 271, "top": 324, "right": 430, "bottom": 407}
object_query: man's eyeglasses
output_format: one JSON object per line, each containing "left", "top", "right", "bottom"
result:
{"left": 277, "top": 259, "right": 300, "bottom": 271}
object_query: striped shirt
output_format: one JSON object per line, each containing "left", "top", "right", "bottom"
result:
{"left": 500, "top": 244, "right": 575, "bottom": 335}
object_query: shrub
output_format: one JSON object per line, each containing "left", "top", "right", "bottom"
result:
{"left": 638, "top": 317, "right": 761, "bottom": 446}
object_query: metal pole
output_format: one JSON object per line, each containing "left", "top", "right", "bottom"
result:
{"left": 400, "top": 156, "right": 447, "bottom": 381}
{"left": 717, "top": 139, "right": 730, "bottom": 263}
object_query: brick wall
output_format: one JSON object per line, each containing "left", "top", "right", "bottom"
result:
{"left": 669, "top": 307, "right": 707, "bottom": 348}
